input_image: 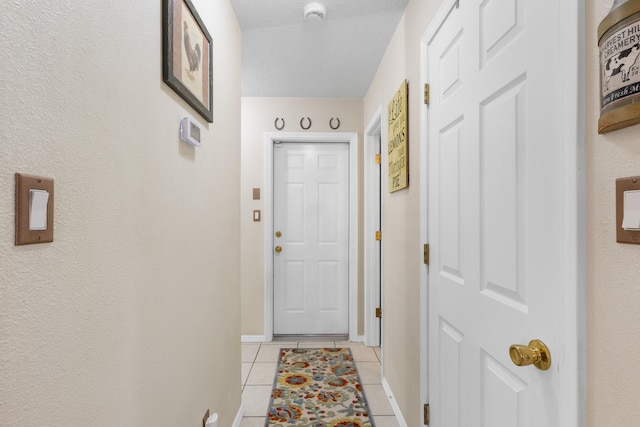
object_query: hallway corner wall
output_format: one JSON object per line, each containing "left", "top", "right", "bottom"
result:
{"left": 362, "top": 1, "right": 443, "bottom": 425}
{"left": 0, "top": 1, "right": 242, "bottom": 425}
{"left": 240, "top": 97, "right": 364, "bottom": 337}
{"left": 586, "top": 0, "right": 640, "bottom": 424}
{"left": 364, "top": 0, "right": 640, "bottom": 425}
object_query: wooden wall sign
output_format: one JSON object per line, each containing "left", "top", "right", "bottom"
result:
{"left": 388, "top": 80, "right": 408, "bottom": 192}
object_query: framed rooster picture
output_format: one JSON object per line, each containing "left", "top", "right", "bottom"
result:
{"left": 162, "top": 0, "right": 213, "bottom": 123}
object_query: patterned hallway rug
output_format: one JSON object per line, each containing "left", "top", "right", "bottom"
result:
{"left": 266, "top": 348, "right": 375, "bottom": 427}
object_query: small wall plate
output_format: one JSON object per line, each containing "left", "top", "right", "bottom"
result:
{"left": 616, "top": 176, "right": 640, "bottom": 244}
{"left": 15, "top": 173, "right": 54, "bottom": 245}
{"left": 180, "top": 117, "right": 202, "bottom": 147}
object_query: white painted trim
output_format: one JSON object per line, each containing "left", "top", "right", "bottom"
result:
{"left": 419, "top": 26, "right": 430, "bottom": 421}
{"left": 241, "top": 335, "right": 267, "bottom": 343}
{"left": 351, "top": 335, "right": 365, "bottom": 343}
{"left": 419, "top": 0, "right": 586, "bottom": 426}
{"left": 422, "top": 0, "right": 458, "bottom": 44}
{"left": 419, "top": 0, "right": 459, "bottom": 417}
{"left": 364, "top": 107, "right": 382, "bottom": 348}
{"left": 381, "top": 377, "right": 408, "bottom": 427}
{"left": 378, "top": 106, "right": 388, "bottom": 377}
{"left": 231, "top": 404, "right": 244, "bottom": 427}
{"left": 264, "top": 135, "right": 274, "bottom": 342}
{"left": 559, "top": 1, "right": 586, "bottom": 426}
{"left": 264, "top": 132, "right": 359, "bottom": 341}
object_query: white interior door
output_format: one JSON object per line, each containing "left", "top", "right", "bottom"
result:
{"left": 273, "top": 142, "right": 350, "bottom": 335}
{"left": 425, "top": 0, "right": 580, "bottom": 425}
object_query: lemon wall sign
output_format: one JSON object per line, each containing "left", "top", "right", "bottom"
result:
{"left": 388, "top": 80, "right": 408, "bottom": 192}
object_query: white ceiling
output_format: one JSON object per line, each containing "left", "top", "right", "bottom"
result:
{"left": 229, "top": 0, "right": 409, "bottom": 98}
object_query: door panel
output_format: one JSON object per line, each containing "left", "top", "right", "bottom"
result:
{"left": 439, "top": 120, "right": 463, "bottom": 283}
{"left": 480, "top": 78, "right": 527, "bottom": 309}
{"left": 284, "top": 261, "right": 304, "bottom": 311}
{"left": 274, "top": 142, "right": 349, "bottom": 335}
{"left": 318, "top": 183, "right": 339, "bottom": 242}
{"left": 482, "top": 353, "right": 527, "bottom": 426}
{"left": 438, "top": 320, "right": 463, "bottom": 427}
{"left": 286, "top": 183, "right": 305, "bottom": 242}
{"left": 480, "top": 0, "right": 524, "bottom": 67}
{"left": 318, "top": 261, "right": 339, "bottom": 311}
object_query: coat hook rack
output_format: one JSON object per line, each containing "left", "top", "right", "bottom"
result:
{"left": 300, "top": 117, "right": 312, "bottom": 130}
{"left": 329, "top": 118, "right": 341, "bottom": 130}
{"left": 274, "top": 117, "right": 285, "bottom": 130}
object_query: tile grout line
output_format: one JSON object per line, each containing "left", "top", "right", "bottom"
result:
{"left": 242, "top": 342, "right": 262, "bottom": 392}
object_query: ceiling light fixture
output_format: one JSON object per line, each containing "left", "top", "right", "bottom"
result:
{"left": 304, "top": 2, "right": 326, "bottom": 23}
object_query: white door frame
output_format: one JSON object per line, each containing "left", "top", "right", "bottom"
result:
{"left": 364, "top": 107, "right": 383, "bottom": 347}
{"left": 263, "top": 132, "right": 359, "bottom": 341}
{"left": 418, "top": 0, "right": 586, "bottom": 425}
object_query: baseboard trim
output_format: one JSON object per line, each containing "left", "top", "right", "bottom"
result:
{"left": 231, "top": 403, "right": 245, "bottom": 427}
{"left": 241, "top": 335, "right": 266, "bottom": 343}
{"left": 381, "top": 377, "right": 409, "bottom": 427}
{"left": 241, "top": 335, "right": 361, "bottom": 343}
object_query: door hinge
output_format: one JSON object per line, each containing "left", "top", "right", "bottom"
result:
{"left": 375, "top": 307, "right": 382, "bottom": 318}
{"left": 375, "top": 153, "right": 381, "bottom": 165}
{"left": 424, "top": 403, "right": 430, "bottom": 425}
{"left": 376, "top": 230, "right": 382, "bottom": 241}
{"left": 424, "top": 84, "right": 430, "bottom": 105}
{"left": 423, "top": 244, "right": 430, "bottom": 265}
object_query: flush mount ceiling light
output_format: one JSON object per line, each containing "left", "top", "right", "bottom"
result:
{"left": 304, "top": 2, "right": 326, "bottom": 23}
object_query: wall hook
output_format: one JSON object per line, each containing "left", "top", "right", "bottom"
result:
{"left": 274, "top": 117, "right": 285, "bottom": 130}
{"left": 300, "top": 117, "right": 312, "bottom": 130}
{"left": 329, "top": 118, "right": 341, "bottom": 130}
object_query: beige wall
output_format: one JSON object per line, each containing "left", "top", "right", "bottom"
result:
{"left": 240, "top": 98, "right": 364, "bottom": 336}
{"left": 587, "top": 0, "right": 640, "bottom": 425}
{"left": 0, "top": 1, "right": 242, "bottom": 426}
{"left": 363, "top": 1, "right": 440, "bottom": 425}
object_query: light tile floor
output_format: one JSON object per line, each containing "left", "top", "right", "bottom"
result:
{"left": 240, "top": 338, "right": 399, "bottom": 427}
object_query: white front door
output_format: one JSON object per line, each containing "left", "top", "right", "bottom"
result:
{"left": 425, "top": 0, "right": 581, "bottom": 425}
{"left": 273, "top": 142, "right": 350, "bottom": 335}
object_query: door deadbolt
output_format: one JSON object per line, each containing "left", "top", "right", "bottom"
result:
{"left": 509, "top": 339, "right": 551, "bottom": 371}
{"left": 275, "top": 231, "right": 282, "bottom": 238}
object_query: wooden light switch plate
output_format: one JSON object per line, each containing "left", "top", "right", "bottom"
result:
{"left": 616, "top": 175, "right": 640, "bottom": 244}
{"left": 15, "top": 173, "right": 54, "bottom": 245}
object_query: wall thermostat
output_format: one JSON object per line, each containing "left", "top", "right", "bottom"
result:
{"left": 180, "top": 117, "right": 202, "bottom": 147}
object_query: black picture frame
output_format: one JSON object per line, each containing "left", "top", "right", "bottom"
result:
{"left": 162, "top": 0, "right": 213, "bottom": 123}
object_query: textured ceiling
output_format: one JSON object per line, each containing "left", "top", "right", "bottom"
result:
{"left": 230, "top": 0, "right": 409, "bottom": 98}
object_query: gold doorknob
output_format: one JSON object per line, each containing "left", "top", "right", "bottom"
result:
{"left": 275, "top": 246, "right": 282, "bottom": 253}
{"left": 509, "top": 339, "right": 551, "bottom": 371}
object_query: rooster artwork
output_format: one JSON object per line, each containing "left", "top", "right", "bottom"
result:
{"left": 163, "top": 0, "right": 211, "bottom": 122}
{"left": 183, "top": 21, "right": 202, "bottom": 78}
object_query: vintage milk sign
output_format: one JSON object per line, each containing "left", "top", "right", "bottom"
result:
{"left": 598, "top": 5, "right": 640, "bottom": 133}
{"left": 388, "top": 80, "right": 408, "bottom": 192}
{"left": 600, "top": 20, "right": 640, "bottom": 109}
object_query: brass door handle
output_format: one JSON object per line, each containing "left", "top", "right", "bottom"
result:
{"left": 275, "top": 246, "right": 282, "bottom": 253}
{"left": 509, "top": 339, "right": 551, "bottom": 371}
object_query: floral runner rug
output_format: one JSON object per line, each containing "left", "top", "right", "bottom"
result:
{"left": 266, "top": 347, "right": 375, "bottom": 427}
